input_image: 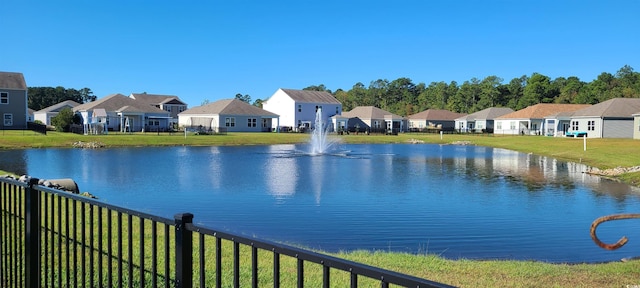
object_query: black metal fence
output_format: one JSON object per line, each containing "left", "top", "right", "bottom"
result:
{"left": 0, "top": 176, "right": 453, "bottom": 288}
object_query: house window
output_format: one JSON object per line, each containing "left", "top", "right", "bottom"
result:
{"left": 297, "top": 105, "right": 302, "bottom": 112}
{"left": 571, "top": 121, "right": 578, "bottom": 131}
{"left": 3, "top": 113, "right": 13, "bottom": 126}
{"left": 587, "top": 120, "right": 595, "bottom": 131}
{"left": 247, "top": 118, "right": 257, "bottom": 127}
{"left": 336, "top": 107, "right": 339, "bottom": 114}
{"left": 496, "top": 122, "right": 502, "bottom": 130}
{"left": 149, "top": 120, "right": 160, "bottom": 126}
{"left": 225, "top": 117, "right": 235, "bottom": 127}
{"left": 262, "top": 118, "right": 268, "bottom": 128}
{"left": 509, "top": 121, "right": 516, "bottom": 130}
{"left": 0, "top": 92, "right": 8, "bottom": 104}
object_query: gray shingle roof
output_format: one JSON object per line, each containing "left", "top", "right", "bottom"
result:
{"left": 407, "top": 109, "right": 466, "bottom": 120}
{"left": 130, "top": 93, "right": 186, "bottom": 106}
{"left": 180, "top": 99, "right": 278, "bottom": 117}
{"left": 36, "top": 100, "right": 81, "bottom": 113}
{"left": 571, "top": 98, "right": 640, "bottom": 118}
{"left": 281, "top": 89, "right": 341, "bottom": 104}
{"left": 73, "top": 94, "right": 168, "bottom": 114}
{"left": 342, "top": 106, "right": 403, "bottom": 119}
{"left": 0, "top": 72, "right": 27, "bottom": 90}
{"left": 456, "top": 107, "right": 514, "bottom": 121}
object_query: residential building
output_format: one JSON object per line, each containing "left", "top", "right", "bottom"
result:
{"left": 129, "top": 93, "right": 187, "bottom": 128}
{"left": 0, "top": 72, "right": 28, "bottom": 129}
{"left": 338, "top": 106, "right": 406, "bottom": 133}
{"left": 178, "top": 99, "right": 278, "bottom": 132}
{"left": 73, "top": 93, "right": 170, "bottom": 134}
{"left": 34, "top": 100, "right": 81, "bottom": 125}
{"left": 494, "top": 104, "right": 590, "bottom": 135}
{"left": 407, "top": 109, "right": 466, "bottom": 132}
{"left": 262, "top": 89, "right": 342, "bottom": 132}
{"left": 454, "top": 107, "right": 514, "bottom": 133}
{"left": 568, "top": 98, "right": 640, "bottom": 138}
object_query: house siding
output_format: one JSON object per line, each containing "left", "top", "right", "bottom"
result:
{"left": 634, "top": 115, "right": 640, "bottom": 139}
{"left": 0, "top": 89, "right": 28, "bottom": 129}
{"left": 262, "top": 91, "right": 296, "bottom": 128}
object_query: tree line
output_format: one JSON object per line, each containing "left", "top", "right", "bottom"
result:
{"left": 28, "top": 87, "right": 96, "bottom": 111}
{"left": 293, "top": 65, "right": 640, "bottom": 117}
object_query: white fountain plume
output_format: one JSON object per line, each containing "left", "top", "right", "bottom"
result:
{"left": 309, "top": 108, "right": 337, "bottom": 155}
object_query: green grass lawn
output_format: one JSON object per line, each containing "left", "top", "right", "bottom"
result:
{"left": 2, "top": 130, "right": 640, "bottom": 287}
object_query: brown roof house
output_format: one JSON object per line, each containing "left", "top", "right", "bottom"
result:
{"left": 336, "top": 106, "right": 406, "bottom": 134}
{"left": 568, "top": 98, "right": 640, "bottom": 138}
{"left": 262, "top": 89, "right": 342, "bottom": 132}
{"left": 454, "top": 107, "right": 514, "bottom": 133}
{"left": 0, "top": 71, "right": 28, "bottom": 129}
{"left": 407, "top": 109, "right": 466, "bottom": 132}
{"left": 495, "top": 103, "right": 590, "bottom": 135}
{"left": 178, "top": 99, "right": 278, "bottom": 132}
{"left": 73, "top": 93, "right": 170, "bottom": 134}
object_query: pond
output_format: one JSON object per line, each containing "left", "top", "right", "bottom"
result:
{"left": 1, "top": 143, "right": 639, "bottom": 263}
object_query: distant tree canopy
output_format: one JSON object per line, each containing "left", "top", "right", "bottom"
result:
{"left": 235, "top": 93, "right": 251, "bottom": 103}
{"left": 28, "top": 87, "right": 96, "bottom": 111}
{"left": 307, "top": 65, "right": 640, "bottom": 116}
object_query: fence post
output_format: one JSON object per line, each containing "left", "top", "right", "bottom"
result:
{"left": 174, "top": 213, "right": 194, "bottom": 288}
{"left": 25, "top": 178, "right": 40, "bottom": 288}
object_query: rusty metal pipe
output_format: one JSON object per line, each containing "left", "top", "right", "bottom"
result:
{"left": 590, "top": 213, "right": 640, "bottom": 250}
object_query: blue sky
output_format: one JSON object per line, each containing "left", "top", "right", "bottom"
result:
{"left": 2, "top": 0, "right": 638, "bottom": 107}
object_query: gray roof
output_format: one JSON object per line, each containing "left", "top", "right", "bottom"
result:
{"left": 280, "top": 89, "right": 341, "bottom": 104}
{"left": 73, "top": 93, "right": 168, "bottom": 114}
{"left": 180, "top": 99, "right": 278, "bottom": 117}
{"left": 0, "top": 72, "right": 27, "bottom": 90}
{"left": 408, "top": 109, "right": 466, "bottom": 120}
{"left": 35, "top": 100, "right": 81, "bottom": 113}
{"left": 571, "top": 98, "right": 640, "bottom": 118}
{"left": 341, "top": 106, "right": 403, "bottom": 120}
{"left": 129, "top": 93, "right": 186, "bottom": 105}
{"left": 456, "top": 107, "right": 514, "bottom": 121}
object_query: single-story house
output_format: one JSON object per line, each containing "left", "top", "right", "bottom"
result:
{"left": 494, "top": 104, "right": 590, "bottom": 135}
{"left": 407, "top": 109, "right": 466, "bottom": 132}
{"left": 178, "top": 98, "right": 278, "bottom": 132}
{"left": 129, "top": 93, "right": 187, "bottom": 128}
{"left": 454, "top": 107, "right": 514, "bottom": 133}
{"left": 34, "top": 100, "right": 81, "bottom": 125}
{"left": 336, "top": 106, "right": 406, "bottom": 133}
{"left": 73, "top": 93, "right": 171, "bottom": 134}
{"left": 568, "top": 98, "right": 640, "bottom": 138}
{"left": 0, "top": 71, "right": 28, "bottom": 129}
{"left": 262, "top": 88, "right": 342, "bottom": 132}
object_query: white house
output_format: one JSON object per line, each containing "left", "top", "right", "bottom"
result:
{"left": 73, "top": 93, "right": 170, "bottom": 133}
{"left": 568, "top": 98, "right": 640, "bottom": 138}
{"left": 34, "top": 100, "right": 80, "bottom": 125}
{"left": 262, "top": 89, "right": 342, "bottom": 132}
{"left": 407, "top": 109, "right": 466, "bottom": 132}
{"left": 454, "top": 107, "right": 514, "bottom": 133}
{"left": 178, "top": 99, "right": 278, "bottom": 132}
{"left": 494, "top": 104, "right": 590, "bottom": 135}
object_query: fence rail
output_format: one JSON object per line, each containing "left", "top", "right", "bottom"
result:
{"left": 0, "top": 176, "right": 453, "bottom": 287}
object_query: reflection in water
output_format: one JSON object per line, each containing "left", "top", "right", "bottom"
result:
{"left": 0, "top": 149, "right": 27, "bottom": 175}
{"left": 3, "top": 144, "right": 640, "bottom": 263}
{"left": 265, "top": 145, "right": 299, "bottom": 199}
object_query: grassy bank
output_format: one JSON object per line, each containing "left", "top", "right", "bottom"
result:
{"left": 2, "top": 131, "right": 640, "bottom": 286}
